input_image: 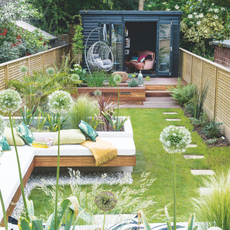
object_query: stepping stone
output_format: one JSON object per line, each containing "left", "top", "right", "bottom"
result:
{"left": 163, "top": 112, "right": 178, "bottom": 114}
{"left": 187, "top": 144, "right": 197, "bottom": 147}
{"left": 191, "top": 170, "right": 215, "bottom": 175}
{"left": 166, "top": 119, "right": 181, "bottom": 121}
{"left": 183, "top": 155, "right": 204, "bottom": 159}
{"left": 199, "top": 187, "right": 211, "bottom": 195}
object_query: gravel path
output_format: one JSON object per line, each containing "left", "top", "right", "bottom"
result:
{"left": 12, "top": 170, "right": 133, "bottom": 219}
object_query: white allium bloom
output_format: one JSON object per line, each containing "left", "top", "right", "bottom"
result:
{"left": 188, "top": 14, "right": 193, "bottom": 19}
{"left": 0, "top": 89, "right": 22, "bottom": 113}
{"left": 213, "top": 15, "right": 218, "bottom": 19}
{"left": 48, "top": 90, "right": 73, "bottom": 114}
{"left": 199, "top": 13, "right": 204, "bottom": 18}
{"left": 175, "top": 5, "right": 179, "bottom": 10}
{"left": 163, "top": 2, "right": 167, "bottom": 4}
{"left": 208, "top": 8, "right": 213, "bottom": 12}
{"left": 197, "top": 21, "right": 201, "bottom": 25}
{"left": 214, "top": 9, "right": 219, "bottom": 13}
{"left": 166, "top": 8, "right": 171, "bottom": 11}
{"left": 221, "top": 7, "right": 225, "bottom": 11}
{"left": 159, "top": 125, "right": 192, "bottom": 154}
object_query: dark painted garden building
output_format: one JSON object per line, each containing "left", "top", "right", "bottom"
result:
{"left": 80, "top": 10, "right": 182, "bottom": 77}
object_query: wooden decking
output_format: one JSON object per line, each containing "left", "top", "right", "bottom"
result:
{"left": 121, "top": 78, "right": 185, "bottom": 108}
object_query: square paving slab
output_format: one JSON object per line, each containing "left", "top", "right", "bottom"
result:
{"left": 199, "top": 187, "right": 211, "bottom": 195}
{"left": 183, "top": 155, "right": 205, "bottom": 159}
{"left": 187, "top": 144, "right": 197, "bottom": 147}
{"left": 191, "top": 170, "right": 215, "bottom": 175}
{"left": 166, "top": 119, "right": 181, "bottom": 121}
{"left": 163, "top": 112, "right": 178, "bottom": 114}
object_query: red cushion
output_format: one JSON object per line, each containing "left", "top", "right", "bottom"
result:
{"left": 138, "top": 55, "right": 147, "bottom": 62}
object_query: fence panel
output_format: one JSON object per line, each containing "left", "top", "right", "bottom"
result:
{"left": 179, "top": 47, "right": 230, "bottom": 141}
{"left": 0, "top": 44, "right": 71, "bottom": 90}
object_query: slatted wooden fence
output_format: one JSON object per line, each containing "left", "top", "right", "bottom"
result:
{"left": 0, "top": 44, "right": 71, "bottom": 90}
{"left": 179, "top": 47, "right": 230, "bottom": 141}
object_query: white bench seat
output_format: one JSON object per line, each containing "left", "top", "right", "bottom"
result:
{"left": 0, "top": 134, "right": 136, "bottom": 223}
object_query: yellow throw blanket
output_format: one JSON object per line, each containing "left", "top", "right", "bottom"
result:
{"left": 81, "top": 137, "right": 117, "bottom": 166}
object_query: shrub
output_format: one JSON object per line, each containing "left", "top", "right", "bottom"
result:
{"left": 85, "top": 71, "right": 108, "bottom": 87}
{"left": 193, "top": 83, "right": 209, "bottom": 119}
{"left": 69, "top": 94, "right": 99, "bottom": 128}
{"left": 189, "top": 112, "right": 209, "bottom": 127}
{"left": 128, "top": 78, "right": 138, "bottom": 87}
{"left": 202, "top": 119, "right": 223, "bottom": 138}
{"left": 194, "top": 170, "right": 230, "bottom": 230}
{"left": 205, "top": 138, "right": 217, "bottom": 145}
{"left": 167, "top": 78, "right": 197, "bottom": 106}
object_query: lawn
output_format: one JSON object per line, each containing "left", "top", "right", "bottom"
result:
{"left": 29, "top": 108, "right": 230, "bottom": 223}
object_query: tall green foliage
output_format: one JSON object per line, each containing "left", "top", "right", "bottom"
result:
{"left": 145, "top": 0, "right": 230, "bottom": 59}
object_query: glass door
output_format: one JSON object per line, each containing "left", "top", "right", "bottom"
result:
{"left": 158, "top": 23, "right": 172, "bottom": 75}
{"left": 100, "top": 23, "right": 123, "bottom": 71}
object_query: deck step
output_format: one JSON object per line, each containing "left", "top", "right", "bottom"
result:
{"left": 145, "top": 90, "right": 171, "bottom": 97}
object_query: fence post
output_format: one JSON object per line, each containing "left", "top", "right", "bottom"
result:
{"left": 201, "top": 60, "right": 203, "bottom": 89}
{"left": 5, "top": 65, "right": 9, "bottom": 89}
{"left": 214, "top": 67, "right": 218, "bottom": 119}
{"left": 26, "top": 58, "right": 30, "bottom": 77}
{"left": 182, "top": 51, "right": 186, "bottom": 80}
{"left": 190, "top": 55, "right": 193, "bottom": 84}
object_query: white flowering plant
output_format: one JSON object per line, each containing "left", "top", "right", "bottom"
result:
{"left": 70, "top": 63, "right": 86, "bottom": 82}
{"left": 48, "top": 90, "right": 73, "bottom": 114}
{"left": 0, "top": 89, "right": 22, "bottom": 113}
{"left": 160, "top": 125, "right": 191, "bottom": 228}
{"left": 159, "top": 125, "right": 192, "bottom": 153}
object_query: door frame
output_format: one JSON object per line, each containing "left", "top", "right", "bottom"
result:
{"left": 124, "top": 19, "right": 158, "bottom": 75}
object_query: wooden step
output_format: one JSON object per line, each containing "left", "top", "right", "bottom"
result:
{"left": 145, "top": 90, "right": 171, "bottom": 97}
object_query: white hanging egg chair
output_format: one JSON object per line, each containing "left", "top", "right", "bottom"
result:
{"left": 87, "top": 41, "right": 114, "bottom": 71}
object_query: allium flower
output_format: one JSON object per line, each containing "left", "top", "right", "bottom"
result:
{"left": 94, "top": 89, "right": 102, "bottom": 97}
{"left": 213, "top": 15, "right": 218, "bottom": 19}
{"left": 46, "top": 68, "right": 55, "bottom": 76}
{"left": 166, "top": 8, "right": 171, "bottom": 11}
{"left": 197, "top": 21, "right": 201, "bottom": 25}
{"left": 71, "top": 74, "right": 80, "bottom": 81}
{"left": 175, "top": 5, "right": 179, "bottom": 10}
{"left": 94, "top": 191, "right": 117, "bottom": 212}
{"left": 199, "top": 13, "right": 204, "bottom": 18}
{"left": 159, "top": 125, "right": 191, "bottom": 154}
{"left": 0, "top": 89, "right": 22, "bottom": 113}
{"left": 0, "top": 115, "right": 5, "bottom": 134}
{"left": 35, "top": 90, "right": 44, "bottom": 98}
{"left": 188, "top": 14, "right": 193, "bottom": 19}
{"left": 20, "top": 66, "right": 28, "bottom": 73}
{"left": 214, "top": 8, "right": 219, "bottom": 13}
{"left": 113, "top": 75, "right": 122, "bottom": 84}
{"left": 48, "top": 90, "right": 73, "bottom": 114}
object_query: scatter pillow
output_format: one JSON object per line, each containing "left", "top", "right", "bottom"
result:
{"left": 0, "top": 134, "right": 11, "bottom": 151}
{"left": 53, "top": 129, "right": 86, "bottom": 145}
{"left": 95, "top": 58, "right": 104, "bottom": 68}
{"left": 138, "top": 55, "right": 147, "bottom": 62}
{"left": 16, "top": 122, "right": 35, "bottom": 146}
{"left": 4, "top": 127, "right": 25, "bottom": 146}
{"left": 77, "top": 120, "right": 98, "bottom": 142}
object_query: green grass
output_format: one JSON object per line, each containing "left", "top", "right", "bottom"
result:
{"left": 29, "top": 108, "right": 230, "bottom": 223}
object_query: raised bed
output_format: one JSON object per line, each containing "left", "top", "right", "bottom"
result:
{"left": 74, "top": 86, "right": 146, "bottom": 104}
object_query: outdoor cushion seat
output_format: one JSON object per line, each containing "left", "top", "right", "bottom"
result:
{"left": 128, "top": 51, "right": 155, "bottom": 74}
